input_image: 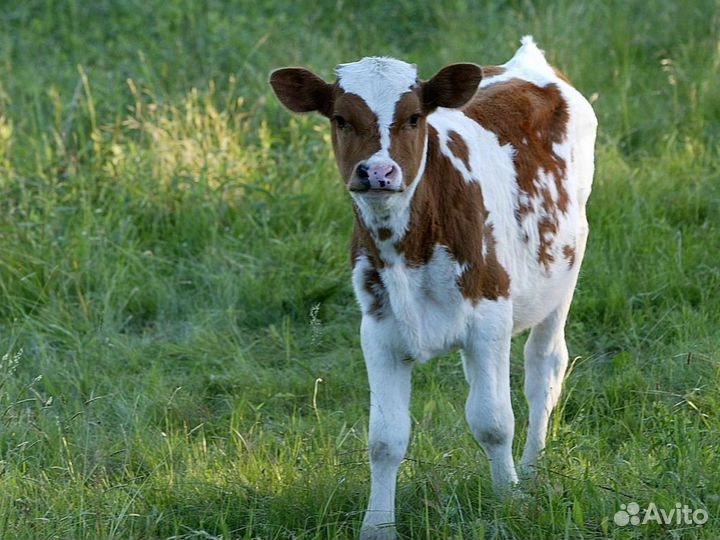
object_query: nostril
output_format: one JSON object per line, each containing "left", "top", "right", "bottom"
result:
{"left": 384, "top": 165, "right": 396, "bottom": 178}
{"left": 357, "top": 164, "right": 369, "bottom": 179}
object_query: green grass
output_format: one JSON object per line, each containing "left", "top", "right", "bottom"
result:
{"left": 1, "top": 0, "right": 719, "bottom": 538}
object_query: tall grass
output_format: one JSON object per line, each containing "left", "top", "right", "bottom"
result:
{"left": 0, "top": 0, "right": 718, "bottom": 538}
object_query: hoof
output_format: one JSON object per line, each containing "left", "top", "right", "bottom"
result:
{"left": 518, "top": 461, "right": 538, "bottom": 481}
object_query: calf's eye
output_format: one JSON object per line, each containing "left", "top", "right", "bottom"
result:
{"left": 334, "top": 115, "right": 349, "bottom": 129}
{"left": 407, "top": 114, "right": 421, "bottom": 128}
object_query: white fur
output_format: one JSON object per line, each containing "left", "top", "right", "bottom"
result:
{"left": 461, "top": 298, "right": 518, "bottom": 485}
{"left": 354, "top": 246, "right": 473, "bottom": 363}
{"left": 348, "top": 37, "right": 597, "bottom": 540}
{"left": 360, "top": 314, "right": 412, "bottom": 540}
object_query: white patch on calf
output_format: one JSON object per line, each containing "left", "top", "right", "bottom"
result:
{"left": 379, "top": 245, "right": 475, "bottom": 362}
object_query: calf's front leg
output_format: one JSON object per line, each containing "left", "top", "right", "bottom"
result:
{"left": 359, "top": 316, "right": 412, "bottom": 540}
{"left": 462, "top": 300, "right": 518, "bottom": 489}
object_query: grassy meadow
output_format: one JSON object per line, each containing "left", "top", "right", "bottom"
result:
{"left": 1, "top": 0, "right": 719, "bottom": 538}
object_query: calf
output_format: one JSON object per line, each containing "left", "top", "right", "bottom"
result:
{"left": 270, "top": 36, "right": 597, "bottom": 540}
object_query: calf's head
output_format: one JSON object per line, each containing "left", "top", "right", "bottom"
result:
{"left": 270, "top": 58, "right": 482, "bottom": 196}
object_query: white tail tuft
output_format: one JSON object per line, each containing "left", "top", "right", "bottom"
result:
{"left": 517, "top": 35, "right": 547, "bottom": 62}
{"left": 520, "top": 35, "right": 536, "bottom": 47}
{"left": 503, "top": 35, "right": 554, "bottom": 81}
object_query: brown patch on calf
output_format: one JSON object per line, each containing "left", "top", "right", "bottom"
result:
{"left": 389, "top": 90, "right": 427, "bottom": 188}
{"left": 481, "top": 65, "right": 506, "bottom": 78}
{"left": 466, "top": 79, "right": 569, "bottom": 207}
{"left": 351, "top": 212, "right": 389, "bottom": 318}
{"left": 562, "top": 244, "right": 576, "bottom": 268}
{"left": 464, "top": 79, "right": 570, "bottom": 269}
{"left": 351, "top": 209, "right": 384, "bottom": 270}
{"left": 394, "top": 126, "right": 510, "bottom": 302}
{"left": 363, "top": 266, "right": 389, "bottom": 318}
{"left": 537, "top": 218, "right": 557, "bottom": 267}
{"left": 447, "top": 130, "right": 471, "bottom": 172}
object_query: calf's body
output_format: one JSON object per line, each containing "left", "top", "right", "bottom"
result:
{"left": 271, "top": 36, "right": 597, "bottom": 539}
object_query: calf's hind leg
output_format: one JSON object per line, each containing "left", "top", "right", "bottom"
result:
{"left": 518, "top": 297, "right": 571, "bottom": 471}
{"left": 520, "top": 226, "right": 588, "bottom": 472}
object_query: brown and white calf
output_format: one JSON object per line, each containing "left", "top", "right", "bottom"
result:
{"left": 271, "top": 36, "right": 597, "bottom": 539}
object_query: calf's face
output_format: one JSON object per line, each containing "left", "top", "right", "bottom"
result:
{"left": 270, "top": 58, "right": 482, "bottom": 196}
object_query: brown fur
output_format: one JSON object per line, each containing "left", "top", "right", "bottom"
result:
{"left": 388, "top": 90, "right": 428, "bottom": 189}
{"left": 351, "top": 208, "right": 384, "bottom": 270}
{"left": 277, "top": 65, "right": 569, "bottom": 308}
{"left": 447, "top": 130, "right": 471, "bottom": 171}
{"left": 562, "top": 243, "right": 576, "bottom": 268}
{"left": 351, "top": 209, "right": 388, "bottom": 317}
{"left": 363, "top": 265, "right": 389, "bottom": 318}
{"left": 481, "top": 65, "right": 506, "bottom": 78}
{"left": 377, "top": 227, "right": 393, "bottom": 241}
{"left": 269, "top": 68, "right": 334, "bottom": 116}
{"left": 351, "top": 211, "right": 391, "bottom": 318}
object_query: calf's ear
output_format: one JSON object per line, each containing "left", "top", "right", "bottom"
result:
{"left": 269, "top": 68, "right": 333, "bottom": 117}
{"left": 422, "top": 63, "right": 483, "bottom": 111}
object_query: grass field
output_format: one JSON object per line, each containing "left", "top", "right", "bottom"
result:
{"left": 1, "top": 0, "right": 719, "bottom": 538}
